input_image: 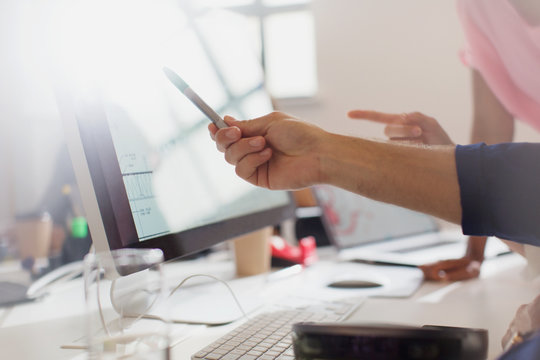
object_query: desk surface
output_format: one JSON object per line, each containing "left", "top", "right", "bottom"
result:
{"left": 0, "top": 250, "right": 538, "bottom": 360}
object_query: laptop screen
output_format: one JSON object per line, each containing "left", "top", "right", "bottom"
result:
{"left": 313, "top": 185, "right": 438, "bottom": 249}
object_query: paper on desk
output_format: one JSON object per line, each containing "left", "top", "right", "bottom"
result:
{"left": 285, "top": 261, "right": 424, "bottom": 300}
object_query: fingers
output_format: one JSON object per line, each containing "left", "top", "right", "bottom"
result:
{"left": 502, "top": 304, "right": 532, "bottom": 349}
{"left": 208, "top": 123, "right": 217, "bottom": 140}
{"left": 349, "top": 110, "right": 454, "bottom": 145}
{"left": 419, "top": 258, "right": 480, "bottom": 281}
{"left": 502, "top": 327, "right": 517, "bottom": 350}
{"left": 441, "top": 264, "right": 481, "bottom": 281}
{"left": 233, "top": 111, "right": 288, "bottom": 137}
{"left": 208, "top": 116, "right": 239, "bottom": 140}
{"left": 235, "top": 148, "right": 272, "bottom": 187}
{"left": 214, "top": 126, "right": 242, "bottom": 152}
{"left": 209, "top": 115, "right": 271, "bottom": 182}
{"left": 348, "top": 110, "right": 403, "bottom": 124}
{"left": 224, "top": 136, "right": 267, "bottom": 166}
{"left": 384, "top": 124, "right": 422, "bottom": 139}
{"left": 348, "top": 110, "right": 424, "bottom": 141}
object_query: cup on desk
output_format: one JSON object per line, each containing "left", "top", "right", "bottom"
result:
{"left": 232, "top": 226, "right": 273, "bottom": 277}
{"left": 84, "top": 248, "right": 170, "bottom": 359}
{"left": 14, "top": 212, "right": 53, "bottom": 262}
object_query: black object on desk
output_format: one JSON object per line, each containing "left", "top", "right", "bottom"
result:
{"left": 292, "top": 322, "right": 488, "bottom": 360}
{"left": 327, "top": 279, "right": 383, "bottom": 289}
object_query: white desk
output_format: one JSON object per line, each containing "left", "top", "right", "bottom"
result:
{"left": 0, "top": 251, "right": 538, "bottom": 360}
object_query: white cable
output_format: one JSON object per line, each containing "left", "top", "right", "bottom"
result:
{"left": 168, "top": 274, "right": 247, "bottom": 319}
{"left": 95, "top": 272, "right": 248, "bottom": 347}
{"left": 95, "top": 268, "right": 111, "bottom": 337}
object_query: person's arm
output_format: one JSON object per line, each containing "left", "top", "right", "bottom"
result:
{"left": 347, "top": 110, "right": 453, "bottom": 145}
{"left": 470, "top": 70, "right": 514, "bottom": 144}
{"left": 211, "top": 112, "right": 461, "bottom": 223}
{"left": 501, "top": 293, "right": 540, "bottom": 354}
{"left": 498, "top": 333, "right": 540, "bottom": 360}
{"left": 347, "top": 72, "right": 517, "bottom": 280}
{"left": 319, "top": 134, "right": 461, "bottom": 223}
{"left": 457, "top": 142, "right": 540, "bottom": 246}
{"left": 421, "top": 71, "right": 517, "bottom": 280}
{"left": 210, "top": 112, "right": 540, "bottom": 246}
{"left": 468, "top": 70, "right": 525, "bottom": 255}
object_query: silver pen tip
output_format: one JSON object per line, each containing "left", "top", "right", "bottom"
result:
{"left": 163, "top": 66, "right": 189, "bottom": 92}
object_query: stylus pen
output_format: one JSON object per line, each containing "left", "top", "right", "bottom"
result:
{"left": 163, "top": 67, "right": 229, "bottom": 129}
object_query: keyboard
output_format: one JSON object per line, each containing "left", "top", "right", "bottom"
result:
{"left": 192, "top": 297, "right": 362, "bottom": 360}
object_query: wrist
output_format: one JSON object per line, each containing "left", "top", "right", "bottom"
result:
{"left": 465, "top": 236, "right": 487, "bottom": 262}
{"left": 317, "top": 132, "right": 353, "bottom": 186}
{"left": 316, "top": 132, "right": 335, "bottom": 185}
{"left": 318, "top": 133, "right": 373, "bottom": 189}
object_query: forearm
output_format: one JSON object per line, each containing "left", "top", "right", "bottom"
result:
{"left": 471, "top": 70, "right": 514, "bottom": 144}
{"left": 318, "top": 133, "right": 461, "bottom": 224}
{"left": 465, "top": 236, "right": 487, "bottom": 261}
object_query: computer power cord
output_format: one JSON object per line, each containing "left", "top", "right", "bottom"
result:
{"left": 96, "top": 272, "right": 248, "bottom": 338}
{"left": 167, "top": 273, "right": 247, "bottom": 319}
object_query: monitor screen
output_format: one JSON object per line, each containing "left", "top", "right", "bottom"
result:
{"left": 55, "top": 4, "right": 294, "bottom": 261}
{"left": 313, "top": 185, "right": 438, "bottom": 249}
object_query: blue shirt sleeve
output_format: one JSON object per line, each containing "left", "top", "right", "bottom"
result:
{"left": 497, "top": 331, "right": 540, "bottom": 360}
{"left": 456, "top": 143, "right": 540, "bottom": 246}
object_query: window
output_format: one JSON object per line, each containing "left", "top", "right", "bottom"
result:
{"left": 189, "top": 0, "right": 317, "bottom": 100}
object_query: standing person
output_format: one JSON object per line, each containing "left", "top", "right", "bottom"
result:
{"left": 348, "top": 0, "right": 540, "bottom": 281}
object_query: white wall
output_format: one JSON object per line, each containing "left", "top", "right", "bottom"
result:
{"left": 2, "top": 0, "right": 540, "bottom": 225}
{"left": 278, "top": 0, "right": 540, "bottom": 144}
{"left": 0, "top": 0, "right": 64, "bottom": 221}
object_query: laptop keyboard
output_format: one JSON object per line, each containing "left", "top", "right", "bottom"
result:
{"left": 191, "top": 297, "right": 362, "bottom": 360}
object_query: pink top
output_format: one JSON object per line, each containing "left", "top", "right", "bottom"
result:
{"left": 456, "top": 0, "right": 540, "bottom": 132}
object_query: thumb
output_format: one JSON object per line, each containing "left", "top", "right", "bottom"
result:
{"left": 225, "top": 114, "right": 273, "bottom": 138}
{"left": 223, "top": 115, "right": 241, "bottom": 127}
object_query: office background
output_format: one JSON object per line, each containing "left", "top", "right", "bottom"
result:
{"left": 1, "top": 0, "right": 540, "bottom": 228}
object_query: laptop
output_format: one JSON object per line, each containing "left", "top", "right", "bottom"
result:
{"left": 313, "top": 185, "right": 510, "bottom": 266}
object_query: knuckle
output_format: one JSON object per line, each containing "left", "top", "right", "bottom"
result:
{"left": 269, "top": 111, "right": 287, "bottom": 120}
{"left": 215, "top": 132, "right": 228, "bottom": 145}
{"left": 425, "top": 116, "right": 437, "bottom": 124}
{"left": 224, "top": 151, "right": 236, "bottom": 165}
{"left": 216, "top": 143, "right": 225, "bottom": 153}
{"left": 235, "top": 164, "right": 247, "bottom": 179}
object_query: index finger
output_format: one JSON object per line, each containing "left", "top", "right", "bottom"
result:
{"left": 208, "top": 123, "right": 218, "bottom": 140}
{"left": 442, "top": 265, "right": 480, "bottom": 281}
{"left": 347, "top": 110, "right": 404, "bottom": 124}
{"left": 418, "top": 258, "right": 472, "bottom": 281}
{"left": 209, "top": 115, "right": 242, "bottom": 141}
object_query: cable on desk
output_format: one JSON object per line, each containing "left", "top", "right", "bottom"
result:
{"left": 168, "top": 273, "right": 248, "bottom": 319}
{"left": 96, "top": 272, "right": 247, "bottom": 337}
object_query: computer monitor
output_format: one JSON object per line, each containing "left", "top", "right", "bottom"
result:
{"left": 55, "top": 5, "right": 295, "bottom": 265}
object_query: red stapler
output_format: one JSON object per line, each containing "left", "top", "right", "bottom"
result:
{"left": 271, "top": 236, "right": 318, "bottom": 267}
